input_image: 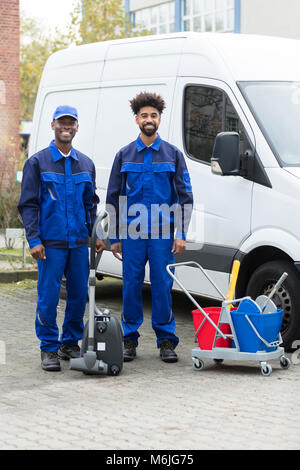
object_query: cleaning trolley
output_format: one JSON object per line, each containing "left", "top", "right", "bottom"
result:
{"left": 166, "top": 261, "right": 291, "bottom": 376}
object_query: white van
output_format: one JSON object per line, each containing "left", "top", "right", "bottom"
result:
{"left": 29, "top": 32, "right": 300, "bottom": 349}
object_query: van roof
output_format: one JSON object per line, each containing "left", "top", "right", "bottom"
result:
{"left": 42, "top": 32, "right": 300, "bottom": 87}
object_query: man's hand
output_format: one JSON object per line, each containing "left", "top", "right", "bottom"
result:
{"left": 95, "top": 238, "right": 106, "bottom": 253}
{"left": 110, "top": 242, "right": 122, "bottom": 261}
{"left": 30, "top": 244, "right": 46, "bottom": 260}
{"left": 171, "top": 239, "right": 186, "bottom": 255}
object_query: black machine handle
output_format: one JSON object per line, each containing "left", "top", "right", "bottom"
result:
{"left": 90, "top": 211, "right": 108, "bottom": 270}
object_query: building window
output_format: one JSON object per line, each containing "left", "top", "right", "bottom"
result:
{"left": 184, "top": 85, "right": 244, "bottom": 163}
{"left": 134, "top": 1, "right": 175, "bottom": 35}
{"left": 183, "top": 0, "right": 234, "bottom": 33}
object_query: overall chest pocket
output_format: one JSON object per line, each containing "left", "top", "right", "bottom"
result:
{"left": 121, "top": 164, "right": 144, "bottom": 198}
{"left": 73, "top": 173, "right": 93, "bottom": 205}
{"left": 152, "top": 163, "right": 175, "bottom": 202}
{"left": 41, "top": 173, "right": 64, "bottom": 202}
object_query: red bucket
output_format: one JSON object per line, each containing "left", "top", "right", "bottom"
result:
{"left": 192, "top": 307, "right": 232, "bottom": 350}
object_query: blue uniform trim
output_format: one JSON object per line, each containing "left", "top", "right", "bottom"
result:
{"left": 18, "top": 141, "right": 99, "bottom": 249}
{"left": 182, "top": 170, "right": 192, "bottom": 192}
{"left": 121, "top": 162, "right": 144, "bottom": 172}
{"left": 152, "top": 162, "right": 175, "bottom": 172}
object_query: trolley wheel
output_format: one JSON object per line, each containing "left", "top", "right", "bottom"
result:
{"left": 213, "top": 359, "right": 224, "bottom": 364}
{"left": 280, "top": 356, "right": 291, "bottom": 370}
{"left": 193, "top": 358, "right": 204, "bottom": 371}
{"left": 261, "top": 363, "right": 272, "bottom": 376}
{"left": 110, "top": 365, "right": 120, "bottom": 376}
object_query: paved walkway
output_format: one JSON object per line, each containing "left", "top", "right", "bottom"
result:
{"left": 0, "top": 280, "right": 299, "bottom": 450}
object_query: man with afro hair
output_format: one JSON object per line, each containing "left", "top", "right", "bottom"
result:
{"left": 106, "top": 92, "right": 193, "bottom": 363}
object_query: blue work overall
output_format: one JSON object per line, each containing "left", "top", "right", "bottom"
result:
{"left": 18, "top": 141, "right": 99, "bottom": 351}
{"left": 106, "top": 135, "right": 193, "bottom": 348}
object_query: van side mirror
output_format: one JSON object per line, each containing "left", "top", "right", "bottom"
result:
{"left": 211, "top": 132, "right": 241, "bottom": 176}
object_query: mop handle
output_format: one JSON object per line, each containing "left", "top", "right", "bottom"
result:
{"left": 261, "top": 272, "right": 288, "bottom": 312}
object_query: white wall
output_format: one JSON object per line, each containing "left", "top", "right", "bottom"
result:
{"left": 241, "top": 0, "right": 300, "bottom": 40}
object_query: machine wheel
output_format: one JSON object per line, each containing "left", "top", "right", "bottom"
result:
{"left": 193, "top": 358, "right": 204, "bottom": 371}
{"left": 280, "top": 356, "right": 291, "bottom": 370}
{"left": 110, "top": 365, "right": 120, "bottom": 376}
{"left": 261, "top": 363, "right": 272, "bottom": 377}
{"left": 213, "top": 359, "right": 224, "bottom": 364}
{"left": 246, "top": 260, "right": 300, "bottom": 350}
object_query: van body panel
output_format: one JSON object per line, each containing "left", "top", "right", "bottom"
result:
{"left": 41, "top": 43, "right": 108, "bottom": 88}
{"left": 250, "top": 168, "right": 300, "bottom": 258}
{"left": 102, "top": 38, "right": 185, "bottom": 81}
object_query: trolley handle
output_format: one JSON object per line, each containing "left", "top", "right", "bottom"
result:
{"left": 166, "top": 262, "right": 227, "bottom": 340}
{"left": 166, "top": 261, "right": 226, "bottom": 300}
{"left": 90, "top": 211, "right": 108, "bottom": 270}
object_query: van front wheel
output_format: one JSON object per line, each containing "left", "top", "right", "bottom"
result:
{"left": 246, "top": 260, "right": 300, "bottom": 350}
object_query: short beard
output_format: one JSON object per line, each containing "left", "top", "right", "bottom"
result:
{"left": 140, "top": 124, "right": 157, "bottom": 137}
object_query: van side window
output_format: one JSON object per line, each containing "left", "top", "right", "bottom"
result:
{"left": 184, "top": 85, "right": 245, "bottom": 163}
{"left": 225, "top": 97, "right": 245, "bottom": 154}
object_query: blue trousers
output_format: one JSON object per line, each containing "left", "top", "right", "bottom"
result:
{"left": 121, "top": 237, "right": 179, "bottom": 348}
{"left": 36, "top": 246, "right": 89, "bottom": 352}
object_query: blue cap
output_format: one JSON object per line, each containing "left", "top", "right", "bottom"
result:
{"left": 52, "top": 105, "right": 78, "bottom": 121}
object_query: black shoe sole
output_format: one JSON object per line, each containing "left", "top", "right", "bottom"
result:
{"left": 160, "top": 354, "right": 178, "bottom": 363}
{"left": 41, "top": 363, "right": 61, "bottom": 372}
{"left": 123, "top": 354, "right": 136, "bottom": 362}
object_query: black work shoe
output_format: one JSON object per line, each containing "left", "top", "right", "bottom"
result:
{"left": 159, "top": 339, "right": 178, "bottom": 363}
{"left": 123, "top": 340, "right": 136, "bottom": 362}
{"left": 58, "top": 344, "right": 81, "bottom": 361}
{"left": 41, "top": 351, "right": 61, "bottom": 372}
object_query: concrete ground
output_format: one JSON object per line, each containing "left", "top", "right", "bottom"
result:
{"left": 0, "top": 277, "right": 299, "bottom": 450}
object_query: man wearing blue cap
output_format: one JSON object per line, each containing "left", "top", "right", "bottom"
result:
{"left": 18, "top": 105, "right": 105, "bottom": 371}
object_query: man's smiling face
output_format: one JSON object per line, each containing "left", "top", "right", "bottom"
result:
{"left": 51, "top": 116, "right": 78, "bottom": 144}
{"left": 135, "top": 106, "right": 161, "bottom": 137}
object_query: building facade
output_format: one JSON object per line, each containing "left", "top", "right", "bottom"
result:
{"left": 0, "top": 0, "right": 20, "bottom": 189}
{"left": 125, "top": 0, "right": 300, "bottom": 40}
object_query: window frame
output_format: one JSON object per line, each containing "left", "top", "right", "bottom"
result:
{"left": 182, "top": 0, "right": 235, "bottom": 33}
{"left": 134, "top": 1, "right": 175, "bottom": 35}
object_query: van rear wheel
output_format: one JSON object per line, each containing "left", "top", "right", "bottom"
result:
{"left": 246, "top": 260, "right": 300, "bottom": 350}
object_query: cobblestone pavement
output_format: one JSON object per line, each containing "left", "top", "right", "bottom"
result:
{"left": 0, "top": 279, "right": 299, "bottom": 450}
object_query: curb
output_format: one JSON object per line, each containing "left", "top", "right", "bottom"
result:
{"left": 0, "top": 270, "right": 38, "bottom": 283}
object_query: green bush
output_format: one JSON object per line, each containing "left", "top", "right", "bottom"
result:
{"left": 0, "top": 183, "right": 22, "bottom": 229}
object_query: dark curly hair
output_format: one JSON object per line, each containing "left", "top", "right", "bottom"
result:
{"left": 129, "top": 92, "right": 166, "bottom": 115}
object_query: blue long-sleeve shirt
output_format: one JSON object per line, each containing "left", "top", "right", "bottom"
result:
{"left": 18, "top": 140, "right": 99, "bottom": 249}
{"left": 106, "top": 134, "right": 193, "bottom": 243}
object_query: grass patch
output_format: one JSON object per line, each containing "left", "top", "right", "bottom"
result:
{"left": 0, "top": 248, "right": 29, "bottom": 255}
{"left": 1, "top": 278, "right": 37, "bottom": 293}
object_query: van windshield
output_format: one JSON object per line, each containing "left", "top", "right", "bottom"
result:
{"left": 239, "top": 81, "right": 300, "bottom": 166}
